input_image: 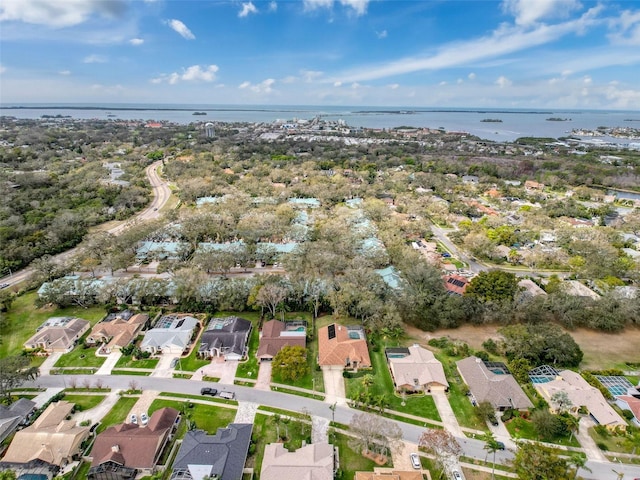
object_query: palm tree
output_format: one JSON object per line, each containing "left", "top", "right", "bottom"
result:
{"left": 569, "top": 453, "right": 591, "bottom": 480}
{"left": 482, "top": 432, "right": 502, "bottom": 480}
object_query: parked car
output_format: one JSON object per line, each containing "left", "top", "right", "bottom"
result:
{"left": 441, "top": 252, "right": 451, "bottom": 258}
{"left": 200, "top": 387, "right": 218, "bottom": 396}
{"left": 496, "top": 441, "right": 505, "bottom": 450}
{"left": 452, "top": 471, "right": 462, "bottom": 480}
{"left": 140, "top": 413, "right": 149, "bottom": 425}
{"left": 218, "top": 391, "right": 235, "bottom": 400}
{"left": 410, "top": 453, "right": 421, "bottom": 469}
{"left": 130, "top": 414, "right": 137, "bottom": 424}
{"left": 170, "top": 357, "right": 179, "bottom": 368}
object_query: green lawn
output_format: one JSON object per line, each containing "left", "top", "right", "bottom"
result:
{"left": 0, "top": 291, "right": 106, "bottom": 358}
{"left": 63, "top": 394, "right": 106, "bottom": 411}
{"left": 247, "top": 413, "right": 312, "bottom": 474}
{"left": 177, "top": 344, "right": 210, "bottom": 371}
{"left": 148, "top": 399, "right": 236, "bottom": 434}
{"left": 589, "top": 426, "right": 640, "bottom": 454}
{"left": 114, "top": 355, "right": 159, "bottom": 369}
{"left": 55, "top": 346, "right": 106, "bottom": 368}
{"left": 236, "top": 318, "right": 260, "bottom": 380}
{"left": 97, "top": 396, "right": 139, "bottom": 433}
{"left": 505, "top": 416, "right": 580, "bottom": 447}
{"left": 330, "top": 430, "right": 384, "bottom": 480}
{"left": 345, "top": 348, "right": 441, "bottom": 421}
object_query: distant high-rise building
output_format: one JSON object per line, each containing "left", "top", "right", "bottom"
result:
{"left": 204, "top": 122, "right": 215, "bottom": 138}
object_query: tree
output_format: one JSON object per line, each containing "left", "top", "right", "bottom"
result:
{"left": 272, "top": 346, "right": 309, "bottom": 381}
{"left": 476, "top": 401, "right": 496, "bottom": 424}
{"left": 499, "top": 323, "right": 583, "bottom": 367}
{"left": 418, "top": 429, "right": 462, "bottom": 479}
{"left": 0, "top": 356, "right": 33, "bottom": 402}
{"left": 255, "top": 281, "right": 289, "bottom": 318}
{"left": 482, "top": 432, "right": 502, "bottom": 480}
{"left": 349, "top": 412, "right": 403, "bottom": 458}
{"left": 531, "top": 409, "right": 563, "bottom": 440}
{"left": 0, "top": 470, "right": 17, "bottom": 480}
{"left": 568, "top": 452, "right": 591, "bottom": 480}
{"left": 551, "top": 391, "right": 572, "bottom": 413}
{"left": 465, "top": 270, "right": 519, "bottom": 303}
{"left": 512, "top": 442, "right": 572, "bottom": 480}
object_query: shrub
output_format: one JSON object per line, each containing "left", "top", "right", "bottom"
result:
{"left": 482, "top": 338, "right": 500, "bottom": 355}
{"left": 597, "top": 442, "right": 608, "bottom": 451}
{"left": 428, "top": 337, "right": 450, "bottom": 349}
{"left": 475, "top": 350, "right": 490, "bottom": 361}
{"left": 621, "top": 410, "right": 634, "bottom": 420}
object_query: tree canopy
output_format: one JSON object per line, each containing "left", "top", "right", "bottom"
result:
{"left": 272, "top": 346, "right": 309, "bottom": 381}
{"left": 499, "top": 323, "right": 583, "bottom": 367}
{"left": 465, "top": 270, "right": 519, "bottom": 303}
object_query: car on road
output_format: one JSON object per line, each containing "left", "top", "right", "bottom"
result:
{"left": 200, "top": 387, "right": 218, "bottom": 396}
{"left": 452, "top": 471, "right": 462, "bottom": 480}
{"left": 0, "top": 283, "right": 9, "bottom": 289}
{"left": 218, "top": 391, "right": 235, "bottom": 400}
{"left": 130, "top": 414, "right": 137, "bottom": 424}
{"left": 170, "top": 357, "right": 179, "bottom": 368}
{"left": 410, "top": 453, "right": 421, "bottom": 469}
{"left": 441, "top": 252, "right": 451, "bottom": 258}
{"left": 140, "top": 413, "right": 149, "bottom": 426}
{"left": 153, "top": 207, "right": 158, "bottom": 211}
{"left": 496, "top": 441, "right": 505, "bottom": 450}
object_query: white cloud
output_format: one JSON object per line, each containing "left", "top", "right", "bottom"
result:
{"left": 302, "top": 70, "right": 323, "bottom": 82}
{"left": 502, "top": 0, "right": 582, "bottom": 26}
{"left": 269, "top": 1, "right": 278, "bottom": 12}
{"left": 468, "top": 72, "right": 476, "bottom": 80}
{"left": 152, "top": 65, "right": 219, "bottom": 84}
{"left": 583, "top": 75, "right": 592, "bottom": 84}
{"left": 331, "top": 5, "right": 603, "bottom": 83}
{"left": 608, "top": 9, "right": 640, "bottom": 46}
{"left": 439, "top": 81, "right": 447, "bottom": 86}
{"left": 239, "top": 2, "right": 258, "bottom": 18}
{"left": 0, "top": 0, "right": 127, "bottom": 28}
{"left": 334, "top": 81, "right": 342, "bottom": 87}
{"left": 303, "top": 0, "right": 369, "bottom": 16}
{"left": 167, "top": 19, "right": 195, "bottom": 40}
{"left": 84, "top": 54, "right": 107, "bottom": 63}
{"left": 59, "top": 70, "right": 71, "bottom": 75}
{"left": 129, "top": 38, "right": 144, "bottom": 46}
{"left": 239, "top": 78, "right": 275, "bottom": 93}
{"left": 0, "top": 64, "right": 6, "bottom": 74}
{"left": 376, "top": 30, "right": 387, "bottom": 39}
{"left": 351, "top": 82, "right": 361, "bottom": 89}
{"left": 496, "top": 76, "right": 512, "bottom": 88}
{"left": 388, "top": 83, "right": 399, "bottom": 89}
{"left": 457, "top": 78, "right": 463, "bottom": 84}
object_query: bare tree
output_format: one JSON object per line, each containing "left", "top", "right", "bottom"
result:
{"left": 256, "top": 282, "right": 289, "bottom": 318}
{"left": 349, "top": 412, "right": 403, "bottom": 459}
{"left": 419, "top": 429, "right": 462, "bottom": 479}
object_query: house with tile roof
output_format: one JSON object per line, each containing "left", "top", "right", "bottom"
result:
{"left": 257, "top": 320, "right": 306, "bottom": 361}
{"left": 456, "top": 356, "right": 533, "bottom": 411}
{"left": 88, "top": 407, "right": 179, "bottom": 479}
{"left": 141, "top": 314, "right": 199, "bottom": 355}
{"left": 0, "top": 401, "right": 90, "bottom": 469}
{"left": 198, "top": 316, "right": 252, "bottom": 361}
{"left": 318, "top": 324, "right": 371, "bottom": 371}
{"left": 616, "top": 395, "right": 640, "bottom": 427}
{"left": 170, "top": 424, "right": 252, "bottom": 480}
{"left": 534, "top": 370, "right": 627, "bottom": 430}
{"left": 260, "top": 443, "right": 336, "bottom": 480}
{"left": 0, "top": 398, "right": 36, "bottom": 444}
{"left": 355, "top": 469, "right": 423, "bottom": 480}
{"left": 87, "top": 312, "right": 148, "bottom": 353}
{"left": 443, "top": 274, "right": 468, "bottom": 296}
{"left": 23, "top": 317, "right": 90, "bottom": 353}
{"left": 386, "top": 345, "right": 449, "bottom": 393}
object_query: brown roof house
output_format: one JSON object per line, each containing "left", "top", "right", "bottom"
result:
{"left": 23, "top": 317, "right": 90, "bottom": 353}
{"left": 456, "top": 356, "right": 533, "bottom": 411}
{"left": 88, "top": 407, "right": 179, "bottom": 479}
{"left": 87, "top": 311, "right": 148, "bottom": 353}
{"left": 0, "top": 401, "right": 90, "bottom": 469}
{"left": 261, "top": 443, "right": 336, "bottom": 480}
{"left": 386, "top": 345, "right": 449, "bottom": 393}
{"left": 533, "top": 369, "right": 626, "bottom": 430}
{"left": 257, "top": 320, "right": 307, "bottom": 361}
{"left": 355, "top": 469, "right": 423, "bottom": 480}
{"left": 318, "top": 324, "right": 371, "bottom": 371}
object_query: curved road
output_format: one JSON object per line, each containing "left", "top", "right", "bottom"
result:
{"left": 28, "top": 374, "right": 640, "bottom": 480}
{"left": 0, "top": 161, "right": 171, "bottom": 288}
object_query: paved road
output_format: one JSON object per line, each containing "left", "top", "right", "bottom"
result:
{"left": 28, "top": 374, "right": 640, "bottom": 480}
{"left": 0, "top": 161, "right": 171, "bottom": 288}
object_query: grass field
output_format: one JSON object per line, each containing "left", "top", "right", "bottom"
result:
{"left": 97, "top": 396, "right": 138, "bottom": 433}
{"left": 114, "top": 356, "right": 159, "bottom": 369}
{"left": 63, "top": 394, "right": 106, "bottom": 411}
{"left": 55, "top": 346, "right": 106, "bottom": 368}
{"left": 0, "top": 291, "right": 106, "bottom": 358}
{"left": 330, "top": 430, "right": 384, "bottom": 480}
{"left": 589, "top": 426, "right": 640, "bottom": 454}
{"left": 148, "top": 399, "right": 236, "bottom": 434}
{"left": 504, "top": 416, "right": 580, "bottom": 447}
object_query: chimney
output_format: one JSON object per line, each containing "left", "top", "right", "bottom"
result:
{"left": 111, "top": 445, "right": 120, "bottom": 453}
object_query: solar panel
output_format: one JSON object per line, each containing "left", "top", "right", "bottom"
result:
{"left": 328, "top": 324, "right": 336, "bottom": 340}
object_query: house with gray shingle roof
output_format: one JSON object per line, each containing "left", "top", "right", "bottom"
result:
{"left": 170, "top": 424, "right": 252, "bottom": 480}
{"left": 23, "top": 317, "right": 90, "bottom": 353}
{"left": 386, "top": 344, "right": 449, "bottom": 393}
{"left": 198, "top": 316, "right": 252, "bottom": 361}
{"left": 141, "top": 314, "right": 199, "bottom": 355}
{"left": 0, "top": 398, "right": 36, "bottom": 444}
{"left": 456, "top": 356, "right": 533, "bottom": 411}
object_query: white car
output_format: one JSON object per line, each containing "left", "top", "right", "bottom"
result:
{"left": 140, "top": 413, "right": 149, "bottom": 425}
{"left": 130, "top": 414, "right": 137, "bottom": 424}
{"left": 452, "top": 471, "right": 462, "bottom": 480}
{"left": 410, "top": 453, "right": 421, "bottom": 469}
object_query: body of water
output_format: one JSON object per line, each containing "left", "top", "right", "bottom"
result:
{"left": 2, "top": 103, "right": 640, "bottom": 142}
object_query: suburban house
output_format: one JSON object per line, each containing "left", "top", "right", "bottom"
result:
{"left": 140, "top": 314, "right": 199, "bottom": 355}
{"left": 170, "top": 424, "right": 253, "bottom": 480}
{"left": 23, "top": 317, "right": 90, "bottom": 353}
{"left": 386, "top": 345, "right": 449, "bottom": 393}
{"left": 318, "top": 324, "right": 371, "bottom": 371}
{"left": 198, "top": 316, "right": 252, "bottom": 361}
{"left": 517, "top": 279, "right": 547, "bottom": 297}
{"left": 0, "top": 398, "right": 36, "bottom": 444}
{"left": 616, "top": 395, "right": 640, "bottom": 427}
{"left": 257, "top": 319, "right": 306, "bottom": 361}
{"left": 532, "top": 368, "right": 627, "bottom": 430}
{"left": 456, "top": 356, "right": 533, "bottom": 411}
{"left": 443, "top": 274, "right": 468, "bottom": 296}
{"left": 355, "top": 470, "right": 424, "bottom": 480}
{"left": 0, "top": 401, "right": 90, "bottom": 469}
{"left": 88, "top": 407, "right": 179, "bottom": 479}
{"left": 87, "top": 311, "right": 148, "bottom": 353}
{"left": 260, "top": 443, "right": 336, "bottom": 480}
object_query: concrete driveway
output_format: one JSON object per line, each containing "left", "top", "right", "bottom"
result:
{"left": 95, "top": 351, "right": 122, "bottom": 375}
{"left": 151, "top": 353, "right": 177, "bottom": 378}
{"left": 392, "top": 440, "right": 421, "bottom": 471}
{"left": 195, "top": 357, "right": 238, "bottom": 385}
{"left": 322, "top": 367, "right": 347, "bottom": 405}
{"left": 432, "top": 390, "right": 464, "bottom": 437}
{"left": 38, "top": 353, "right": 62, "bottom": 375}
{"left": 255, "top": 361, "right": 272, "bottom": 391}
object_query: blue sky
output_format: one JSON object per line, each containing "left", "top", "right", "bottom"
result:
{"left": 1, "top": 0, "right": 640, "bottom": 109}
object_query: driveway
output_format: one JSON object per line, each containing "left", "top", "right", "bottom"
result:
{"left": 321, "top": 367, "right": 347, "bottom": 406}
{"left": 195, "top": 357, "right": 238, "bottom": 385}
{"left": 432, "top": 390, "right": 464, "bottom": 437}
{"left": 95, "top": 351, "right": 122, "bottom": 375}
{"left": 73, "top": 390, "right": 123, "bottom": 424}
{"left": 577, "top": 417, "right": 608, "bottom": 462}
{"left": 38, "top": 352, "right": 62, "bottom": 375}
{"left": 255, "top": 361, "right": 272, "bottom": 391}
{"left": 392, "top": 440, "right": 421, "bottom": 471}
{"left": 127, "top": 390, "right": 161, "bottom": 425}
{"left": 151, "top": 353, "right": 177, "bottom": 378}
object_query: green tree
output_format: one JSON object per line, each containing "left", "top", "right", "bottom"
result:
{"left": 476, "top": 401, "right": 495, "bottom": 424}
{"left": 0, "top": 470, "right": 17, "bottom": 480}
{"left": 465, "top": 270, "right": 519, "bottom": 303}
{"left": 482, "top": 432, "right": 502, "bottom": 480}
{"left": 500, "top": 323, "right": 583, "bottom": 367}
{"left": 531, "top": 409, "right": 563, "bottom": 440}
{"left": 272, "top": 346, "right": 309, "bottom": 381}
{"left": 513, "top": 442, "right": 572, "bottom": 480}
{"left": 0, "top": 356, "right": 34, "bottom": 402}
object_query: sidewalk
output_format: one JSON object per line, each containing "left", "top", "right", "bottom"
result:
{"left": 38, "top": 353, "right": 62, "bottom": 376}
